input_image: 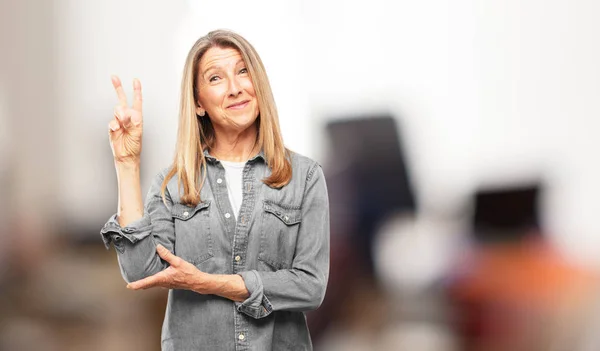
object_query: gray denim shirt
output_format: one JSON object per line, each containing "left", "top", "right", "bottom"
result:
{"left": 100, "top": 150, "right": 330, "bottom": 351}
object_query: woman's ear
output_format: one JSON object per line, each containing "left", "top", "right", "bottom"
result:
{"left": 196, "top": 106, "right": 205, "bottom": 117}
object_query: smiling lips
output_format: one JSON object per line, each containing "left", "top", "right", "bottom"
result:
{"left": 227, "top": 100, "right": 250, "bottom": 110}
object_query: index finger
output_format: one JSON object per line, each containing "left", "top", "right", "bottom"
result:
{"left": 111, "top": 75, "right": 128, "bottom": 107}
{"left": 127, "top": 273, "right": 164, "bottom": 290}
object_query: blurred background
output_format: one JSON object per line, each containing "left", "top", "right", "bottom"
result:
{"left": 1, "top": 0, "right": 600, "bottom": 350}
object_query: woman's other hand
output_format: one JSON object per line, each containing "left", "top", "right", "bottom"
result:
{"left": 126, "top": 245, "right": 206, "bottom": 291}
{"left": 108, "top": 76, "right": 143, "bottom": 164}
{"left": 127, "top": 245, "right": 249, "bottom": 302}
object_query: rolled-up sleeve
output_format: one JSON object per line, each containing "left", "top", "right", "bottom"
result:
{"left": 100, "top": 171, "right": 176, "bottom": 283}
{"left": 100, "top": 214, "right": 152, "bottom": 251}
{"left": 237, "top": 163, "right": 330, "bottom": 318}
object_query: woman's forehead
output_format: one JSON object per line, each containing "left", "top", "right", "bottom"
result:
{"left": 200, "top": 47, "right": 243, "bottom": 71}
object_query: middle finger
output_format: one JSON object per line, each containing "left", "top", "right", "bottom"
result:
{"left": 114, "top": 106, "right": 132, "bottom": 128}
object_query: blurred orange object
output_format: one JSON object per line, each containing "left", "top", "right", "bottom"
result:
{"left": 448, "top": 236, "right": 600, "bottom": 351}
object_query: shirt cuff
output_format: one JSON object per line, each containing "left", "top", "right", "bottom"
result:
{"left": 100, "top": 214, "right": 152, "bottom": 251}
{"left": 236, "top": 270, "right": 273, "bottom": 319}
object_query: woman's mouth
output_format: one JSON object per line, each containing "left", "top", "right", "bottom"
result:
{"left": 227, "top": 100, "right": 250, "bottom": 110}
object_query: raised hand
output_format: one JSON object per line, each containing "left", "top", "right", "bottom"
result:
{"left": 108, "top": 76, "right": 143, "bottom": 164}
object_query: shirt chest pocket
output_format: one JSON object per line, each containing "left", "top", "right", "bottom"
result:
{"left": 171, "top": 201, "right": 214, "bottom": 266}
{"left": 259, "top": 201, "right": 302, "bottom": 270}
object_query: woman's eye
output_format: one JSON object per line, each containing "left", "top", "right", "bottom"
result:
{"left": 239, "top": 68, "right": 248, "bottom": 74}
{"left": 209, "top": 75, "right": 220, "bottom": 82}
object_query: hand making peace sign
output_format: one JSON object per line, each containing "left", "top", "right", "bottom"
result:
{"left": 108, "top": 76, "right": 143, "bottom": 164}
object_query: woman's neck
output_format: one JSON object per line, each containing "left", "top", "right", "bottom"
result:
{"left": 210, "top": 124, "right": 259, "bottom": 162}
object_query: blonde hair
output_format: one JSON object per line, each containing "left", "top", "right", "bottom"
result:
{"left": 161, "top": 29, "right": 292, "bottom": 206}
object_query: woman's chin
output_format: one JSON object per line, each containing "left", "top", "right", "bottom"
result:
{"left": 218, "top": 117, "right": 258, "bottom": 133}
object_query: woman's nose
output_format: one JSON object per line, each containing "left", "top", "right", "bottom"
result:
{"left": 228, "top": 76, "right": 242, "bottom": 96}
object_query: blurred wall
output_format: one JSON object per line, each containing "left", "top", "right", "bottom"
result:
{"left": 53, "top": 0, "right": 187, "bottom": 234}
{"left": 1, "top": 0, "right": 599, "bottom": 260}
{"left": 0, "top": 0, "right": 59, "bottom": 240}
{"left": 301, "top": 0, "right": 600, "bottom": 264}
{"left": 1, "top": 1, "right": 600, "bottom": 350}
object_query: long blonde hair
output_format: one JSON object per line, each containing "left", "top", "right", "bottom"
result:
{"left": 161, "top": 29, "right": 292, "bottom": 206}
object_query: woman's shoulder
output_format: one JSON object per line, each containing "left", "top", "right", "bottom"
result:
{"left": 288, "top": 150, "right": 322, "bottom": 181}
{"left": 158, "top": 165, "right": 174, "bottom": 179}
{"left": 146, "top": 166, "right": 175, "bottom": 185}
{"left": 147, "top": 166, "right": 178, "bottom": 196}
{"left": 288, "top": 149, "right": 319, "bottom": 166}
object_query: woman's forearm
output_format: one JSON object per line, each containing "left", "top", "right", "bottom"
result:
{"left": 193, "top": 273, "right": 250, "bottom": 302}
{"left": 115, "top": 161, "right": 144, "bottom": 227}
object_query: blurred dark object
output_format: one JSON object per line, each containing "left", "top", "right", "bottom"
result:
{"left": 471, "top": 184, "right": 542, "bottom": 244}
{"left": 327, "top": 115, "right": 416, "bottom": 211}
{"left": 308, "top": 115, "right": 417, "bottom": 345}
{"left": 326, "top": 115, "right": 417, "bottom": 272}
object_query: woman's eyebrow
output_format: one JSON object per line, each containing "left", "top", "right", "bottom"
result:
{"left": 203, "top": 65, "right": 221, "bottom": 76}
{"left": 202, "top": 59, "right": 245, "bottom": 78}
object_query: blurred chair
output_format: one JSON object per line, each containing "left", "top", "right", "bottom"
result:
{"left": 324, "top": 115, "right": 417, "bottom": 274}
{"left": 310, "top": 115, "right": 417, "bottom": 347}
{"left": 446, "top": 183, "right": 600, "bottom": 351}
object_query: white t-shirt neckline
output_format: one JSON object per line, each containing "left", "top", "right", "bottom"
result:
{"left": 220, "top": 160, "right": 246, "bottom": 221}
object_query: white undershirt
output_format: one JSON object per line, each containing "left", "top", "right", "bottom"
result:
{"left": 220, "top": 160, "right": 246, "bottom": 221}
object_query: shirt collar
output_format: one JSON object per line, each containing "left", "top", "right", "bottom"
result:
{"left": 203, "top": 148, "right": 267, "bottom": 164}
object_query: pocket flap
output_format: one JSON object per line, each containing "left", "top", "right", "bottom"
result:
{"left": 263, "top": 201, "right": 302, "bottom": 225}
{"left": 171, "top": 201, "right": 210, "bottom": 220}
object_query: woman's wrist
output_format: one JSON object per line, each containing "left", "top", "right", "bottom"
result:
{"left": 195, "top": 273, "right": 249, "bottom": 302}
{"left": 115, "top": 160, "right": 143, "bottom": 227}
{"left": 115, "top": 159, "right": 141, "bottom": 172}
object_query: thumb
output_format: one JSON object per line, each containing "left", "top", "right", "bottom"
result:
{"left": 156, "top": 244, "right": 178, "bottom": 265}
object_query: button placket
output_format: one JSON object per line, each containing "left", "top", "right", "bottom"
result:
{"left": 232, "top": 161, "right": 259, "bottom": 347}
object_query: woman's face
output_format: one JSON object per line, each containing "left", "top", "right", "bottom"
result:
{"left": 196, "top": 46, "right": 259, "bottom": 133}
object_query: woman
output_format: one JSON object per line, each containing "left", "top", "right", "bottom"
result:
{"left": 101, "top": 30, "right": 330, "bottom": 350}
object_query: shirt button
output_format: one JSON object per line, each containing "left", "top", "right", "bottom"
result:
{"left": 225, "top": 213, "right": 231, "bottom": 219}
{"left": 217, "top": 178, "right": 223, "bottom": 184}
{"left": 183, "top": 211, "right": 189, "bottom": 216}
{"left": 238, "top": 333, "right": 245, "bottom": 341}
{"left": 235, "top": 255, "right": 241, "bottom": 262}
